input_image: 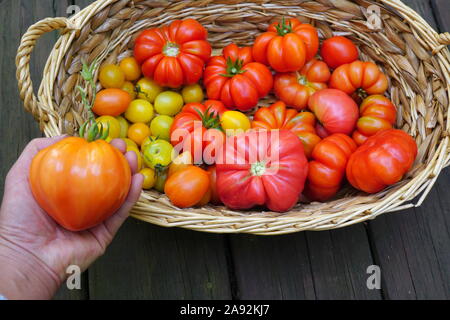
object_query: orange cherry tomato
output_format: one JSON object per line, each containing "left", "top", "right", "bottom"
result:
{"left": 128, "top": 123, "right": 151, "bottom": 146}
{"left": 164, "top": 166, "right": 210, "bottom": 208}
{"left": 99, "top": 64, "right": 125, "bottom": 89}
{"left": 93, "top": 88, "right": 132, "bottom": 117}
{"left": 29, "top": 137, "right": 131, "bottom": 231}
{"left": 274, "top": 59, "right": 330, "bottom": 110}
{"left": 119, "top": 57, "right": 142, "bottom": 81}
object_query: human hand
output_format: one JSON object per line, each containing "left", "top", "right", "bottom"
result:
{"left": 0, "top": 136, "right": 143, "bottom": 300}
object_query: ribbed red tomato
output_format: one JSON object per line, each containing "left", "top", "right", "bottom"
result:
{"left": 134, "top": 19, "right": 212, "bottom": 88}
{"left": 274, "top": 59, "right": 330, "bottom": 111}
{"left": 216, "top": 130, "right": 308, "bottom": 212}
{"left": 203, "top": 44, "right": 273, "bottom": 111}
{"left": 346, "top": 129, "right": 417, "bottom": 193}
{"left": 304, "top": 134, "right": 357, "bottom": 201}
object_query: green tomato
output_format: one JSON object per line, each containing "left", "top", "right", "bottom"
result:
{"left": 143, "top": 139, "right": 174, "bottom": 169}
{"left": 154, "top": 91, "right": 184, "bottom": 116}
{"left": 150, "top": 115, "right": 174, "bottom": 141}
{"left": 154, "top": 167, "right": 168, "bottom": 193}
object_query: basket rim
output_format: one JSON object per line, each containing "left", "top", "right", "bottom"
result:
{"left": 15, "top": 0, "right": 450, "bottom": 235}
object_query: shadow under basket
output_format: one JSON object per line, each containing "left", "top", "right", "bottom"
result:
{"left": 15, "top": 0, "right": 450, "bottom": 235}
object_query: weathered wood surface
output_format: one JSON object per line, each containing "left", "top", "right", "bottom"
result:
{"left": 0, "top": 0, "right": 448, "bottom": 300}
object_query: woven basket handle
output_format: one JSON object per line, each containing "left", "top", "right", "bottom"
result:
{"left": 15, "top": 17, "right": 77, "bottom": 118}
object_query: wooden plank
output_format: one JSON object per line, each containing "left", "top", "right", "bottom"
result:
{"left": 88, "top": 219, "right": 232, "bottom": 299}
{"left": 367, "top": 0, "right": 450, "bottom": 300}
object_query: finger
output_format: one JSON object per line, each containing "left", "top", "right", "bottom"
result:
{"left": 125, "top": 151, "right": 138, "bottom": 174}
{"left": 110, "top": 138, "right": 126, "bottom": 154}
{"left": 102, "top": 173, "right": 144, "bottom": 236}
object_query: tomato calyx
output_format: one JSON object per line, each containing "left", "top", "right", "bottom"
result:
{"left": 220, "top": 57, "right": 247, "bottom": 78}
{"left": 355, "top": 88, "right": 369, "bottom": 100}
{"left": 274, "top": 17, "right": 293, "bottom": 36}
{"left": 195, "top": 107, "right": 224, "bottom": 132}
{"left": 163, "top": 42, "right": 180, "bottom": 57}
{"left": 250, "top": 161, "right": 267, "bottom": 176}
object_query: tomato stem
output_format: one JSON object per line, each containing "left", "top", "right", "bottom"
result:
{"left": 275, "top": 17, "right": 293, "bottom": 36}
{"left": 163, "top": 42, "right": 180, "bottom": 57}
{"left": 250, "top": 161, "right": 267, "bottom": 176}
{"left": 220, "top": 57, "right": 247, "bottom": 78}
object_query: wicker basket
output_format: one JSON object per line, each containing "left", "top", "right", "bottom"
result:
{"left": 15, "top": 0, "right": 450, "bottom": 235}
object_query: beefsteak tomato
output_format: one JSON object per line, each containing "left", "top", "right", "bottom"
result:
{"left": 253, "top": 18, "right": 319, "bottom": 72}
{"left": 251, "top": 101, "right": 321, "bottom": 158}
{"left": 304, "top": 134, "right": 357, "bottom": 201}
{"left": 170, "top": 100, "right": 228, "bottom": 164}
{"left": 203, "top": 44, "right": 273, "bottom": 111}
{"left": 216, "top": 130, "right": 308, "bottom": 212}
{"left": 353, "top": 95, "right": 397, "bottom": 145}
{"left": 329, "top": 60, "right": 388, "bottom": 96}
{"left": 29, "top": 137, "right": 131, "bottom": 231}
{"left": 308, "top": 89, "right": 359, "bottom": 136}
{"left": 346, "top": 129, "right": 417, "bottom": 193}
{"left": 134, "top": 19, "right": 212, "bottom": 88}
{"left": 274, "top": 59, "right": 330, "bottom": 110}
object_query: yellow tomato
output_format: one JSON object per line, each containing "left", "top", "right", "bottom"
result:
{"left": 140, "top": 168, "right": 156, "bottom": 190}
{"left": 125, "top": 99, "right": 154, "bottom": 124}
{"left": 181, "top": 84, "right": 204, "bottom": 103}
{"left": 127, "top": 123, "right": 151, "bottom": 146}
{"left": 127, "top": 145, "right": 143, "bottom": 171}
{"left": 122, "top": 81, "right": 137, "bottom": 100}
{"left": 99, "top": 64, "right": 125, "bottom": 89}
{"left": 154, "top": 91, "right": 184, "bottom": 116}
{"left": 116, "top": 116, "right": 130, "bottom": 138}
{"left": 136, "top": 78, "right": 163, "bottom": 103}
{"left": 122, "top": 138, "right": 138, "bottom": 149}
{"left": 221, "top": 111, "right": 251, "bottom": 136}
{"left": 119, "top": 57, "right": 141, "bottom": 82}
{"left": 150, "top": 115, "right": 174, "bottom": 141}
{"left": 141, "top": 136, "right": 157, "bottom": 151}
{"left": 96, "top": 116, "right": 121, "bottom": 140}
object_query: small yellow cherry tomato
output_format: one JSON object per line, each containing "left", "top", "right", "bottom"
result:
{"left": 140, "top": 168, "right": 156, "bottom": 190}
{"left": 125, "top": 99, "right": 154, "bottom": 124}
{"left": 154, "top": 91, "right": 184, "bottom": 116}
{"left": 142, "top": 139, "right": 174, "bottom": 169}
{"left": 116, "top": 116, "right": 130, "bottom": 138}
{"left": 141, "top": 136, "right": 157, "bottom": 151}
{"left": 136, "top": 78, "right": 163, "bottom": 103}
{"left": 119, "top": 57, "right": 141, "bottom": 82}
{"left": 122, "top": 138, "right": 138, "bottom": 149}
{"left": 127, "top": 145, "right": 143, "bottom": 171}
{"left": 221, "top": 111, "right": 251, "bottom": 135}
{"left": 99, "top": 64, "right": 125, "bottom": 89}
{"left": 181, "top": 84, "right": 204, "bottom": 103}
{"left": 150, "top": 115, "right": 174, "bottom": 141}
{"left": 128, "top": 123, "right": 151, "bottom": 146}
{"left": 96, "top": 116, "right": 121, "bottom": 140}
{"left": 122, "top": 81, "right": 137, "bottom": 100}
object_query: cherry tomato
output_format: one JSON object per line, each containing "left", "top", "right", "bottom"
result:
{"left": 182, "top": 84, "right": 205, "bottom": 104}
{"left": 119, "top": 57, "right": 141, "bottom": 81}
{"left": 116, "top": 116, "right": 130, "bottom": 138}
{"left": 140, "top": 168, "right": 156, "bottom": 189}
{"left": 142, "top": 139, "right": 174, "bottom": 169}
{"left": 321, "top": 36, "right": 359, "bottom": 69}
{"left": 122, "top": 138, "right": 138, "bottom": 149}
{"left": 128, "top": 123, "right": 151, "bottom": 146}
{"left": 165, "top": 166, "right": 210, "bottom": 208}
{"left": 141, "top": 136, "right": 157, "bottom": 151}
{"left": 136, "top": 78, "right": 163, "bottom": 103}
{"left": 150, "top": 115, "right": 174, "bottom": 141}
{"left": 96, "top": 116, "right": 121, "bottom": 141}
{"left": 221, "top": 110, "right": 251, "bottom": 135}
{"left": 154, "top": 167, "right": 169, "bottom": 193}
{"left": 99, "top": 64, "right": 125, "bottom": 89}
{"left": 154, "top": 91, "right": 184, "bottom": 116}
{"left": 122, "top": 81, "right": 137, "bottom": 100}
{"left": 93, "top": 88, "right": 131, "bottom": 116}
{"left": 125, "top": 99, "right": 154, "bottom": 124}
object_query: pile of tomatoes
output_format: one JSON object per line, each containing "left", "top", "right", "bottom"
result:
{"left": 41, "top": 17, "right": 416, "bottom": 222}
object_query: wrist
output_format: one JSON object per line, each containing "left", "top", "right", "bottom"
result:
{"left": 0, "top": 238, "right": 61, "bottom": 300}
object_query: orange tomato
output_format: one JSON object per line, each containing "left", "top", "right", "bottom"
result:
{"left": 93, "top": 88, "right": 132, "bottom": 116}
{"left": 29, "top": 137, "right": 131, "bottom": 231}
{"left": 99, "top": 64, "right": 125, "bottom": 89}
{"left": 164, "top": 166, "right": 210, "bottom": 208}
{"left": 119, "top": 57, "right": 142, "bottom": 81}
{"left": 128, "top": 123, "right": 151, "bottom": 146}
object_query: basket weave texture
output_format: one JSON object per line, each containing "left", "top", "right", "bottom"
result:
{"left": 15, "top": 0, "right": 450, "bottom": 235}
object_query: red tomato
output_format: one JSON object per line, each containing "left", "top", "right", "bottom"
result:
{"left": 329, "top": 60, "right": 388, "bottom": 96}
{"left": 93, "top": 88, "right": 132, "bottom": 116}
{"left": 320, "top": 36, "right": 359, "bottom": 69}
{"left": 253, "top": 18, "right": 319, "bottom": 72}
{"left": 274, "top": 59, "right": 330, "bottom": 110}
{"left": 207, "top": 166, "right": 221, "bottom": 205}
{"left": 304, "top": 134, "right": 357, "bottom": 201}
{"left": 251, "top": 101, "right": 320, "bottom": 158}
{"left": 353, "top": 95, "right": 397, "bottom": 145}
{"left": 134, "top": 19, "right": 212, "bottom": 88}
{"left": 308, "top": 89, "right": 359, "bottom": 136}
{"left": 203, "top": 44, "right": 273, "bottom": 111}
{"left": 216, "top": 130, "right": 308, "bottom": 212}
{"left": 346, "top": 129, "right": 417, "bottom": 193}
{"left": 29, "top": 137, "right": 131, "bottom": 231}
{"left": 170, "top": 100, "right": 228, "bottom": 164}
